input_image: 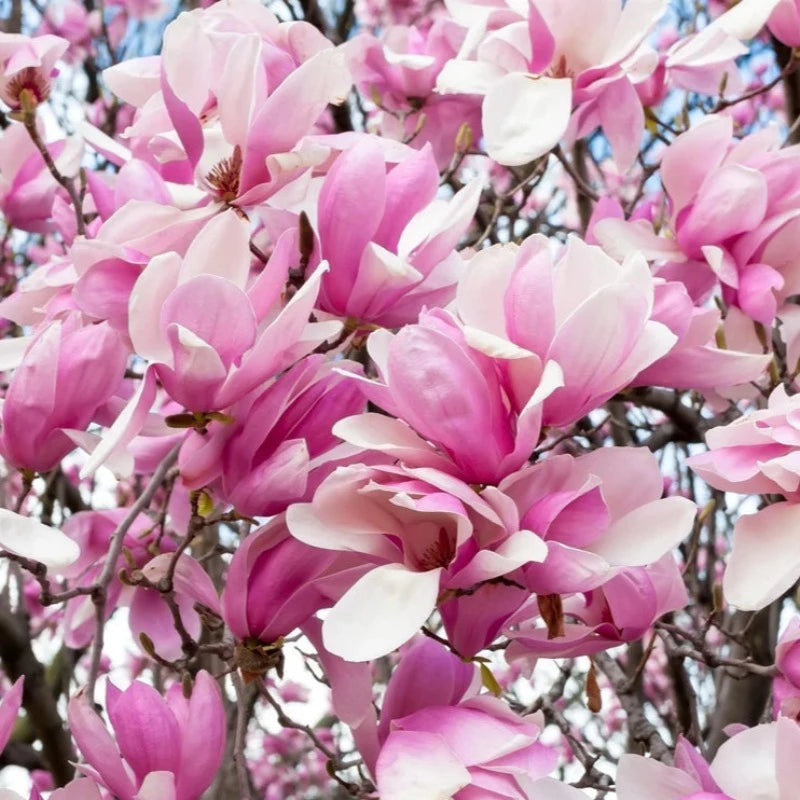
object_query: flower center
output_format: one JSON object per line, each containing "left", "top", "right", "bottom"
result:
{"left": 205, "top": 145, "right": 242, "bottom": 203}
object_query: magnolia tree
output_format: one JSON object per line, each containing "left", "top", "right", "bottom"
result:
{"left": 3, "top": 0, "right": 800, "bottom": 797}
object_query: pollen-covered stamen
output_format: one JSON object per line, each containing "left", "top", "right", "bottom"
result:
{"left": 205, "top": 144, "right": 243, "bottom": 203}
{"left": 0, "top": 67, "right": 51, "bottom": 110}
{"left": 417, "top": 526, "right": 457, "bottom": 571}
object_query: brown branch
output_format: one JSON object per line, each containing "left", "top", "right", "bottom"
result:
{"left": 0, "top": 608, "right": 74, "bottom": 785}
{"left": 85, "top": 443, "right": 181, "bottom": 701}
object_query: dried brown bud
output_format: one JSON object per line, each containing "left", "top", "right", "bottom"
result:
{"left": 538, "top": 593, "right": 565, "bottom": 640}
{"left": 586, "top": 661, "right": 602, "bottom": 713}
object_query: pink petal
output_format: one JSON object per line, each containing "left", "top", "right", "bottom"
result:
{"left": 175, "top": 671, "right": 225, "bottom": 800}
{"left": 376, "top": 731, "right": 470, "bottom": 800}
{"left": 68, "top": 695, "right": 136, "bottom": 800}
{"left": 0, "top": 677, "right": 23, "bottom": 754}
{"left": 107, "top": 682, "right": 181, "bottom": 785}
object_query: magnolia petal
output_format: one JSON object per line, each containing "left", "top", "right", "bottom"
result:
{"left": 323, "top": 564, "right": 441, "bottom": 662}
{"left": 710, "top": 722, "right": 779, "bottom": 800}
{"left": 0, "top": 677, "right": 23, "bottom": 754}
{"left": 377, "top": 730, "right": 470, "bottom": 800}
{"left": 0, "top": 336, "right": 32, "bottom": 371}
{"left": 616, "top": 754, "right": 701, "bottom": 800}
{"left": 0, "top": 509, "right": 79, "bottom": 570}
{"left": 589, "top": 497, "right": 696, "bottom": 567}
{"left": 483, "top": 74, "right": 572, "bottom": 166}
{"left": 135, "top": 772, "right": 177, "bottom": 800}
{"left": 723, "top": 503, "right": 800, "bottom": 610}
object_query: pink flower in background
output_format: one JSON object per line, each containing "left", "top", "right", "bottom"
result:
{"left": 0, "top": 32, "right": 68, "bottom": 109}
{"left": 69, "top": 671, "right": 225, "bottom": 800}
{"left": 345, "top": 19, "right": 482, "bottom": 164}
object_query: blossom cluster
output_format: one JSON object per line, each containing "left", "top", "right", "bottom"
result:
{"left": 0, "top": 0, "right": 799, "bottom": 797}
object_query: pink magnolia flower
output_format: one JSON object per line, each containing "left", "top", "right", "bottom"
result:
{"left": 453, "top": 235, "right": 676, "bottom": 427}
{"left": 98, "top": 211, "right": 336, "bottom": 450}
{"left": 0, "top": 32, "right": 68, "bottom": 110}
{"left": 774, "top": 617, "right": 800, "bottom": 719}
{"left": 503, "top": 447, "right": 696, "bottom": 595}
{"left": 345, "top": 20, "right": 483, "bottom": 165}
{"left": 596, "top": 115, "right": 800, "bottom": 327}
{"left": 617, "top": 717, "right": 800, "bottom": 800}
{"left": 505, "top": 554, "right": 688, "bottom": 659}
{"left": 288, "top": 462, "right": 548, "bottom": 661}
{"left": 104, "top": 0, "right": 351, "bottom": 204}
{"left": 37, "top": 1, "right": 96, "bottom": 61}
{"left": 332, "top": 308, "right": 564, "bottom": 486}
{"left": 437, "top": 0, "right": 666, "bottom": 168}
{"left": 688, "top": 385, "right": 800, "bottom": 500}
{"left": 0, "top": 316, "right": 128, "bottom": 473}
{"left": 309, "top": 136, "right": 481, "bottom": 327}
{"left": 221, "top": 516, "right": 362, "bottom": 646}
{"left": 179, "top": 355, "right": 366, "bottom": 516}
{"left": 68, "top": 671, "right": 225, "bottom": 800}
{"left": 377, "top": 695, "right": 557, "bottom": 799}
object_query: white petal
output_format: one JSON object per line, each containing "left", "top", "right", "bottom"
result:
{"left": 711, "top": 0, "right": 781, "bottom": 40}
{"left": 0, "top": 336, "right": 32, "bottom": 371}
{"left": 322, "top": 564, "right": 441, "bottom": 662}
{"left": 710, "top": 723, "right": 779, "bottom": 800}
{"left": 0, "top": 509, "right": 79, "bottom": 571}
{"left": 616, "top": 754, "right": 700, "bottom": 800}
{"left": 588, "top": 496, "right": 696, "bottom": 567}
{"left": 724, "top": 503, "right": 800, "bottom": 610}
{"left": 483, "top": 74, "right": 572, "bottom": 166}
